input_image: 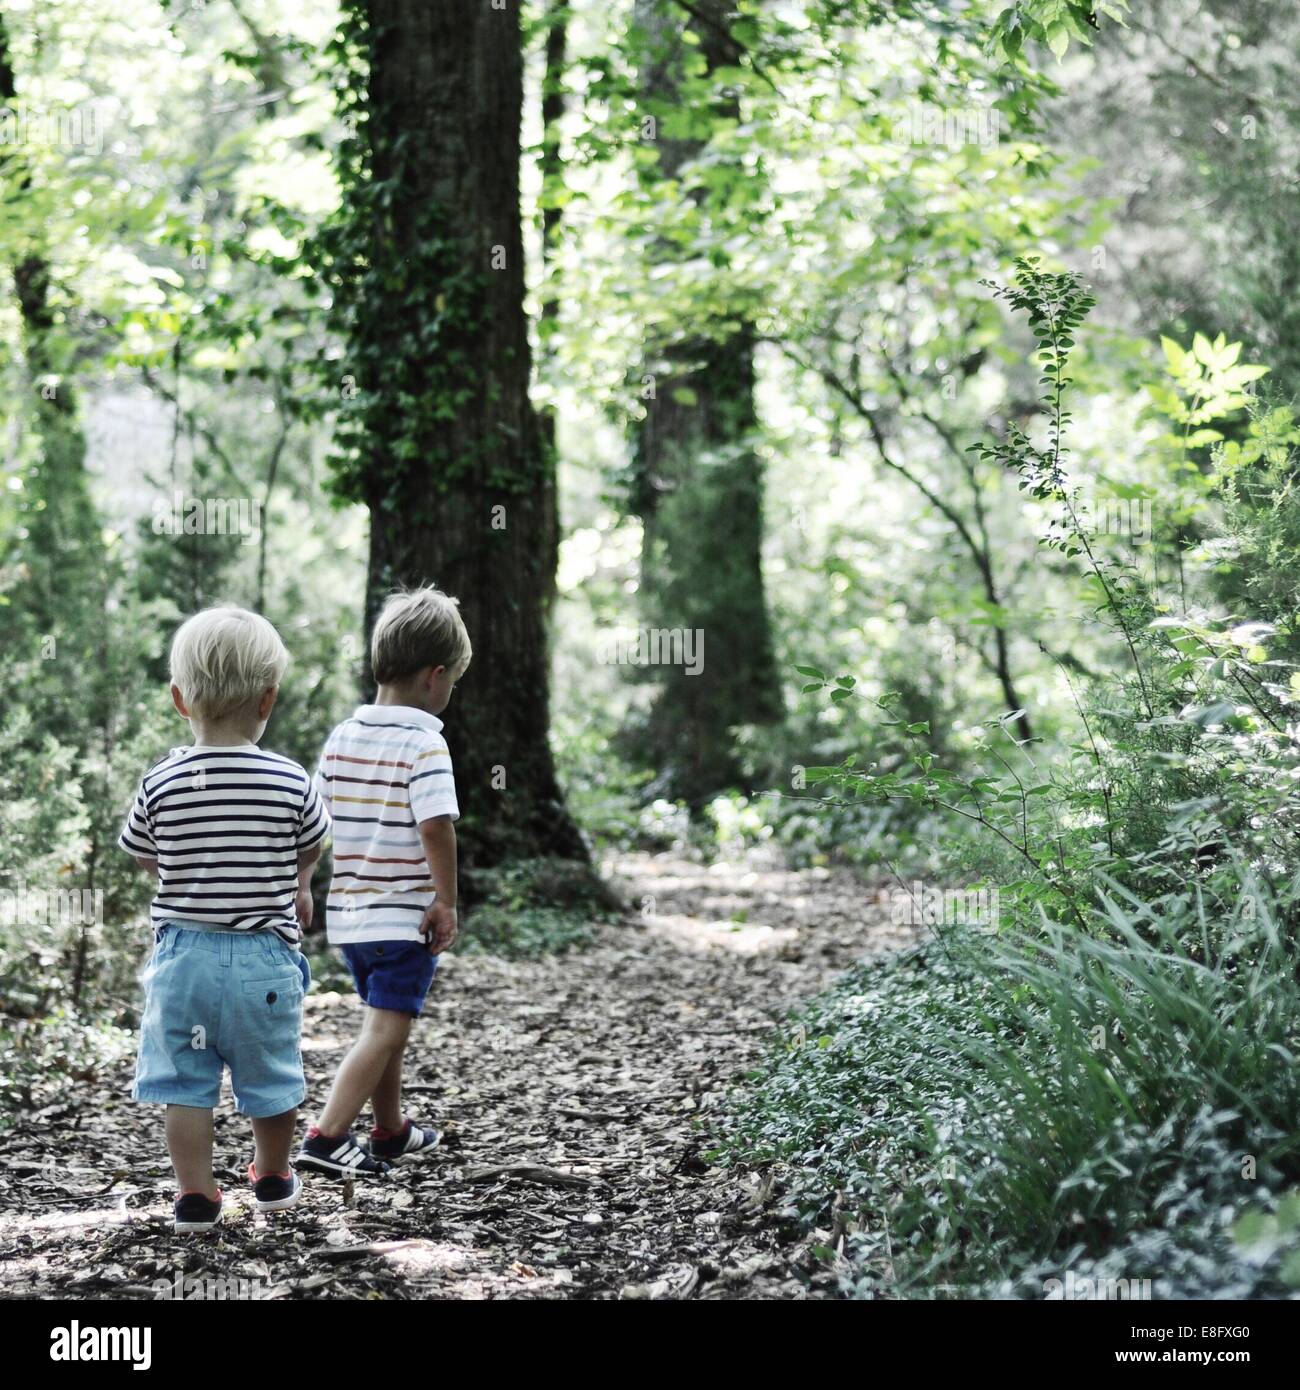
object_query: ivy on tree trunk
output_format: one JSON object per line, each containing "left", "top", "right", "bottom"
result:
{"left": 323, "top": 0, "right": 586, "bottom": 870}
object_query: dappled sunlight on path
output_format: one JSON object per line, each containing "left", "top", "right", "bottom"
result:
{"left": 0, "top": 849, "right": 917, "bottom": 1300}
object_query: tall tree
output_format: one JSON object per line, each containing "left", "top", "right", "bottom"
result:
{"left": 535, "top": 0, "right": 571, "bottom": 623}
{"left": 325, "top": 0, "right": 585, "bottom": 869}
{"left": 0, "top": 11, "right": 148, "bottom": 1002}
{"left": 0, "top": 15, "right": 107, "bottom": 714}
{"left": 628, "top": 0, "right": 782, "bottom": 810}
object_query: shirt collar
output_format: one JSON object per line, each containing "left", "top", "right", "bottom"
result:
{"left": 353, "top": 703, "right": 444, "bottom": 733}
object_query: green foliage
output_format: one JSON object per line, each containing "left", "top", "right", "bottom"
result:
{"left": 795, "top": 263, "right": 1298, "bottom": 926}
{"left": 1153, "top": 333, "right": 1270, "bottom": 453}
{"left": 716, "top": 870, "right": 1300, "bottom": 1297}
{"left": 0, "top": 595, "right": 178, "bottom": 1020}
{"left": 0, "top": 715, "right": 93, "bottom": 1016}
{"left": 989, "top": 1, "right": 1128, "bottom": 63}
{"left": 459, "top": 857, "right": 620, "bottom": 960}
{"left": 1049, "top": 0, "right": 1300, "bottom": 399}
{"left": 0, "top": 1011, "right": 135, "bottom": 1124}
{"left": 730, "top": 247, "right": 1300, "bottom": 1296}
{"left": 1231, "top": 1194, "right": 1300, "bottom": 1291}
{"left": 552, "top": 710, "right": 658, "bottom": 853}
{"left": 460, "top": 904, "right": 595, "bottom": 962}
{"left": 0, "top": 1, "right": 367, "bottom": 1053}
{"left": 1208, "top": 416, "right": 1300, "bottom": 656}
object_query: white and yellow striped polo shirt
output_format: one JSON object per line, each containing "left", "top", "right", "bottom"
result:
{"left": 315, "top": 704, "right": 460, "bottom": 944}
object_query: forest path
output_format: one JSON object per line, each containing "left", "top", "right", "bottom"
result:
{"left": 0, "top": 850, "right": 916, "bottom": 1301}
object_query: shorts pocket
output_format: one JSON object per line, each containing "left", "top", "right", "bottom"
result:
{"left": 241, "top": 973, "right": 305, "bottom": 1008}
{"left": 229, "top": 972, "right": 306, "bottom": 1115}
{"left": 236, "top": 973, "right": 306, "bottom": 1065}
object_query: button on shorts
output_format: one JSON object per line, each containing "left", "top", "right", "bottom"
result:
{"left": 133, "top": 923, "right": 312, "bottom": 1118}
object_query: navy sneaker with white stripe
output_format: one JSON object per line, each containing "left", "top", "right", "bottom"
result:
{"left": 370, "top": 1119, "right": 441, "bottom": 1165}
{"left": 297, "top": 1129, "right": 391, "bottom": 1178}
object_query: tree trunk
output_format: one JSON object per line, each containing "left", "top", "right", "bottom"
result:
{"left": 629, "top": 0, "right": 783, "bottom": 810}
{"left": 1, "top": 18, "right": 104, "bottom": 680}
{"left": 536, "top": 0, "right": 570, "bottom": 623}
{"left": 347, "top": 0, "right": 585, "bottom": 869}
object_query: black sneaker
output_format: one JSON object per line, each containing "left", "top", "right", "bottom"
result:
{"left": 174, "top": 1190, "right": 223, "bottom": 1233}
{"left": 247, "top": 1163, "right": 302, "bottom": 1212}
{"left": 297, "top": 1130, "right": 391, "bottom": 1178}
{"left": 370, "top": 1119, "right": 441, "bottom": 1165}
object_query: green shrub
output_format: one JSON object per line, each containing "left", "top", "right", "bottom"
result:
{"left": 459, "top": 857, "right": 622, "bottom": 960}
{"left": 716, "top": 870, "right": 1300, "bottom": 1297}
{"left": 725, "top": 261, "right": 1300, "bottom": 1299}
{"left": 0, "top": 1010, "right": 135, "bottom": 1124}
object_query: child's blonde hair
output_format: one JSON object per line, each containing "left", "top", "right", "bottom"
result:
{"left": 170, "top": 606, "right": 289, "bottom": 719}
{"left": 370, "top": 587, "right": 472, "bottom": 686}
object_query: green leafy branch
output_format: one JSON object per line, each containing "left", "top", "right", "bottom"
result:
{"left": 972, "top": 256, "right": 1155, "bottom": 716}
{"left": 794, "top": 672, "right": 1090, "bottom": 927}
{"left": 988, "top": 0, "right": 1128, "bottom": 63}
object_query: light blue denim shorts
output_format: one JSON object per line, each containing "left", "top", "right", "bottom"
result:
{"left": 133, "top": 923, "right": 312, "bottom": 1118}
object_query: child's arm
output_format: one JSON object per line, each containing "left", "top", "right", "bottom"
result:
{"left": 296, "top": 845, "right": 322, "bottom": 931}
{"left": 417, "top": 815, "right": 458, "bottom": 954}
{"left": 119, "top": 781, "right": 159, "bottom": 877}
{"left": 294, "top": 768, "right": 330, "bottom": 931}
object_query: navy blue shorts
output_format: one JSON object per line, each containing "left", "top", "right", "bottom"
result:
{"left": 340, "top": 940, "right": 437, "bottom": 1016}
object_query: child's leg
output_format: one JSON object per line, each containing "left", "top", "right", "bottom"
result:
{"left": 316, "top": 1006, "right": 412, "bottom": 1137}
{"left": 370, "top": 1042, "right": 409, "bottom": 1134}
{"left": 165, "top": 1104, "right": 217, "bottom": 1198}
{"left": 250, "top": 1107, "right": 298, "bottom": 1178}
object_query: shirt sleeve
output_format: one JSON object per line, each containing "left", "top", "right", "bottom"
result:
{"left": 313, "top": 754, "right": 333, "bottom": 819}
{"left": 118, "top": 782, "right": 157, "bottom": 859}
{"left": 297, "top": 771, "right": 331, "bottom": 851}
{"left": 409, "top": 733, "right": 460, "bottom": 824}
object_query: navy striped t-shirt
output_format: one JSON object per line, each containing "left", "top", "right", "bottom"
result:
{"left": 118, "top": 744, "right": 330, "bottom": 944}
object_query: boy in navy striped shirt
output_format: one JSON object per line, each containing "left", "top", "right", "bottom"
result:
{"left": 119, "top": 606, "right": 329, "bottom": 1231}
{"left": 298, "top": 587, "right": 467, "bottom": 1178}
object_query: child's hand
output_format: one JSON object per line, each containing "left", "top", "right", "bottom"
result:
{"left": 295, "top": 848, "right": 320, "bottom": 933}
{"left": 419, "top": 901, "right": 458, "bottom": 954}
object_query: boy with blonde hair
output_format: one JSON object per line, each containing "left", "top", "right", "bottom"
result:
{"left": 120, "top": 606, "right": 329, "bottom": 1231}
{"left": 298, "top": 587, "right": 468, "bottom": 1177}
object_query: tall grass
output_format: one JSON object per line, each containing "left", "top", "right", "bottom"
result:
{"left": 716, "top": 871, "right": 1300, "bottom": 1297}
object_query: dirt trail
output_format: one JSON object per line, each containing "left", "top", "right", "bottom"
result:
{"left": 0, "top": 851, "right": 914, "bottom": 1300}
